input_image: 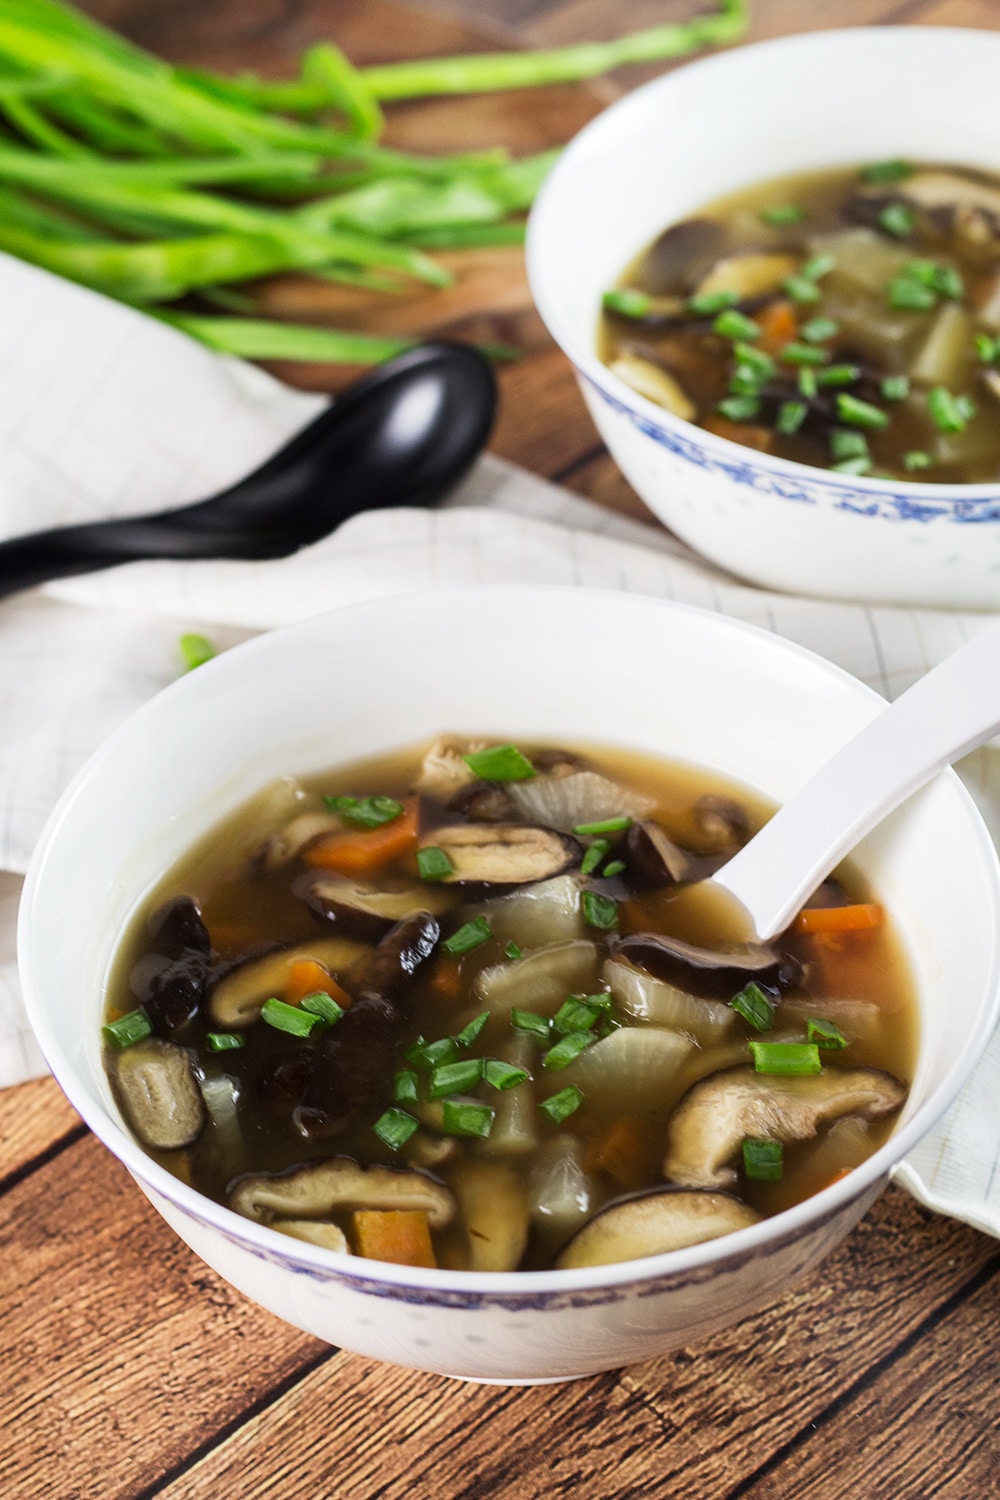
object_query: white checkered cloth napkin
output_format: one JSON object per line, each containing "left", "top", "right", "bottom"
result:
{"left": 1, "top": 252, "right": 996, "bottom": 1238}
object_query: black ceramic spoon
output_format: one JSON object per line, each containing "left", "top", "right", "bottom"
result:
{"left": 0, "top": 341, "right": 497, "bottom": 598}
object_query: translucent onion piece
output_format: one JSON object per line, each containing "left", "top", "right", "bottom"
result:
{"left": 603, "top": 955, "right": 735, "bottom": 1045}
{"left": 507, "top": 770, "right": 654, "bottom": 832}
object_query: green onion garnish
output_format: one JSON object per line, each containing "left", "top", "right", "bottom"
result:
{"left": 602, "top": 859, "right": 626, "bottom": 878}
{"left": 405, "top": 1035, "right": 459, "bottom": 1070}
{"left": 394, "top": 1068, "right": 419, "bottom": 1103}
{"left": 835, "top": 393, "right": 890, "bottom": 430}
{"left": 881, "top": 375, "right": 910, "bottom": 401}
{"left": 975, "top": 333, "right": 1000, "bottom": 365}
{"left": 539, "top": 1085, "right": 584, "bottom": 1123}
{"left": 887, "top": 276, "right": 937, "bottom": 311}
{"left": 373, "top": 1107, "right": 420, "bottom": 1151}
{"left": 831, "top": 456, "right": 872, "bottom": 476}
{"left": 830, "top": 429, "right": 870, "bottom": 462}
{"left": 442, "top": 916, "right": 493, "bottom": 955}
{"left": 456, "top": 1010, "right": 490, "bottom": 1047}
{"left": 580, "top": 838, "right": 611, "bottom": 876}
{"left": 780, "top": 342, "right": 830, "bottom": 366}
{"left": 807, "top": 1017, "right": 848, "bottom": 1050}
{"left": 441, "top": 1099, "right": 495, "bottom": 1138}
{"left": 511, "top": 1009, "right": 552, "bottom": 1042}
{"left": 903, "top": 450, "right": 932, "bottom": 471}
{"left": 712, "top": 308, "right": 761, "bottom": 342}
{"left": 553, "top": 996, "right": 604, "bottom": 1033}
{"left": 261, "top": 997, "right": 323, "bottom": 1037}
{"left": 581, "top": 890, "right": 618, "bottom": 929}
{"left": 416, "top": 846, "right": 455, "bottom": 881}
{"left": 878, "top": 202, "right": 916, "bottom": 238}
{"left": 861, "top": 159, "right": 913, "bottom": 184}
{"left": 544, "top": 1031, "right": 595, "bottom": 1070}
{"left": 801, "top": 252, "right": 836, "bottom": 282}
{"left": 782, "top": 275, "right": 822, "bottom": 305}
{"left": 816, "top": 364, "right": 861, "bottom": 389}
{"left": 687, "top": 289, "right": 740, "bottom": 316}
{"left": 504, "top": 941, "right": 523, "bottom": 960}
{"left": 743, "top": 1137, "right": 783, "bottom": 1181}
{"left": 760, "top": 202, "right": 805, "bottom": 225}
{"left": 179, "top": 632, "right": 215, "bottom": 672}
{"left": 902, "top": 258, "right": 963, "bottom": 299}
{"left": 749, "top": 1040, "right": 822, "bottom": 1075}
{"left": 430, "top": 1057, "right": 485, "bottom": 1098}
{"left": 717, "top": 395, "right": 762, "bottom": 423}
{"left": 463, "top": 744, "right": 535, "bottom": 782}
{"left": 484, "top": 1059, "right": 530, "bottom": 1091}
{"left": 325, "top": 794, "right": 404, "bottom": 829}
{"left": 103, "top": 1008, "right": 153, "bottom": 1048}
{"left": 798, "top": 367, "right": 819, "bottom": 399}
{"left": 602, "top": 288, "right": 652, "bottom": 318}
{"left": 801, "top": 316, "right": 839, "bottom": 344}
{"left": 776, "top": 400, "right": 808, "bottom": 435}
{"left": 300, "top": 992, "right": 345, "bottom": 1025}
{"left": 729, "top": 981, "right": 775, "bottom": 1032}
{"left": 733, "top": 342, "right": 776, "bottom": 379}
{"left": 572, "top": 815, "right": 632, "bottom": 836}
{"left": 927, "top": 386, "right": 974, "bottom": 433}
{"left": 206, "top": 1031, "right": 245, "bottom": 1052}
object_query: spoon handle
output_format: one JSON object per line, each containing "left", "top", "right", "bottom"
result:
{"left": 712, "top": 618, "right": 1000, "bottom": 941}
{"left": 0, "top": 515, "right": 242, "bottom": 598}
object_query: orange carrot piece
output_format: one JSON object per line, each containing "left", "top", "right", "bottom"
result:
{"left": 352, "top": 1209, "right": 437, "bottom": 1268}
{"left": 303, "top": 798, "right": 418, "bottom": 876}
{"left": 793, "top": 903, "right": 883, "bottom": 935}
{"left": 702, "top": 413, "right": 773, "bottom": 453}
{"left": 427, "top": 956, "right": 463, "bottom": 1001}
{"left": 284, "top": 959, "right": 352, "bottom": 1010}
{"left": 755, "top": 297, "right": 798, "bottom": 353}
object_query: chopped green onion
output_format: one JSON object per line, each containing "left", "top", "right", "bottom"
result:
{"left": 553, "top": 996, "right": 604, "bottom": 1033}
{"left": 776, "top": 400, "right": 808, "bottom": 435}
{"left": 456, "top": 1010, "right": 490, "bottom": 1047}
{"left": 484, "top": 1058, "right": 530, "bottom": 1091}
{"left": 580, "top": 837, "right": 611, "bottom": 876}
{"left": 881, "top": 375, "right": 910, "bottom": 401}
{"left": 261, "top": 997, "right": 323, "bottom": 1036}
{"left": 807, "top": 1017, "right": 848, "bottom": 1050}
{"left": 405, "top": 1034, "right": 459, "bottom": 1070}
{"left": 300, "top": 992, "right": 345, "bottom": 1025}
{"left": 835, "top": 393, "right": 890, "bottom": 430}
{"left": 798, "top": 367, "right": 818, "bottom": 399}
{"left": 504, "top": 941, "right": 523, "bottom": 960}
{"left": 733, "top": 342, "right": 775, "bottom": 379}
{"left": 903, "top": 258, "right": 963, "bottom": 299}
{"left": 975, "top": 333, "right": 1000, "bottom": 365}
{"left": 831, "top": 455, "right": 872, "bottom": 476}
{"left": 325, "top": 794, "right": 404, "bottom": 828}
{"left": 581, "top": 890, "right": 618, "bottom": 929}
{"left": 572, "top": 815, "right": 632, "bottom": 836}
{"left": 179, "top": 632, "right": 215, "bottom": 671}
{"left": 801, "top": 252, "right": 836, "bottom": 282}
{"left": 717, "top": 395, "right": 762, "bottom": 423}
{"left": 780, "top": 342, "right": 830, "bottom": 366}
{"left": 102, "top": 1008, "right": 153, "bottom": 1048}
{"left": 877, "top": 202, "right": 916, "bottom": 238}
{"left": 760, "top": 202, "right": 805, "bottom": 225}
{"left": 393, "top": 1068, "right": 419, "bottom": 1103}
{"left": 441, "top": 1099, "right": 495, "bottom": 1138}
{"left": 511, "top": 1009, "right": 552, "bottom": 1042}
{"left": 830, "top": 429, "right": 870, "bottom": 462}
{"left": 687, "top": 289, "right": 740, "bottom": 316}
{"left": 602, "top": 858, "right": 626, "bottom": 878}
{"left": 861, "top": 159, "right": 913, "bottom": 184}
{"left": 927, "top": 386, "right": 972, "bottom": 433}
{"left": 801, "top": 316, "right": 839, "bottom": 343}
{"left": 544, "top": 1031, "right": 595, "bottom": 1070}
{"left": 712, "top": 308, "right": 761, "bottom": 341}
{"left": 430, "top": 1057, "right": 485, "bottom": 1098}
{"left": 782, "top": 275, "right": 822, "bottom": 305}
{"left": 463, "top": 743, "right": 535, "bottom": 781}
{"left": 602, "top": 287, "right": 652, "bottom": 317}
{"left": 903, "top": 450, "right": 932, "bottom": 471}
{"left": 373, "top": 1106, "right": 420, "bottom": 1151}
{"left": 887, "top": 276, "right": 937, "bottom": 311}
{"left": 743, "top": 1137, "right": 783, "bottom": 1181}
{"left": 539, "top": 1085, "right": 584, "bottom": 1123}
{"left": 416, "top": 846, "right": 455, "bottom": 881}
{"left": 816, "top": 364, "right": 861, "bottom": 388}
{"left": 749, "top": 1040, "right": 822, "bottom": 1075}
{"left": 206, "top": 1031, "right": 245, "bottom": 1052}
{"left": 729, "top": 981, "right": 774, "bottom": 1032}
{"left": 442, "top": 915, "right": 492, "bottom": 955}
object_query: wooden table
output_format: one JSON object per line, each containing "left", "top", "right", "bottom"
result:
{"left": 3, "top": 2, "right": 1000, "bottom": 1495}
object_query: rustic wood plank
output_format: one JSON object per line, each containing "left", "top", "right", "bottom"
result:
{"left": 0, "top": 1076, "right": 83, "bottom": 1182}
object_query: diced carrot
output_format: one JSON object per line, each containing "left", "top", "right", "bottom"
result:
{"left": 755, "top": 297, "right": 798, "bottom": 354}
{"left": 702, "top": 413, "right": 773, "bottom": 453}
{"left": 427, "top": 955, "right": 463, "bottom": 1001}
{"left": 793, "top": 903, "right": 883, "bottom": 935}
{"left": 352, "top": 1209, "right": 437, "bottom": 1268}
{"left": 284, "top": 958, "right": 353, "bottom": 1010}
{"left": 303, "top": 798, "right": 418, "bottom": 876}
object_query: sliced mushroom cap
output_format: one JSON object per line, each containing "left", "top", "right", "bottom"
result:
{"left": 207, "top": 935, "right": 371, "bottom": 1029}
{"left": 556, "top": 1189, "right": 761, "bottom": 1269}
{"left": 626, "top": 820, "right": 695, "bottom": 887}
{"left": 663, "top": 1065, "right": 907, "bottom": 1188}
{"left": 295, "top": 871, "right": 457, "bottom": 939}
{"left": 641, "top": 217, "right": 726, "bottom": 293}
{"left": 425, "top": 824, "right": 581, "bottom": 885}
{"left": 450, "top": 1160, "right": 530, "bottom": 1272}
{"left": 693, "top": 250, "right": 800, "bottom": 302}
{"left": 882, "top": 169, "right": 1000, "bottom": 224}
{"left": 609, "top": 354, "right": 696, "bottom": 419}
{"left": 230, "top": 1157, "right": 455, "bottom": 1228}
{"left": 507, "top": 770, "right": 654, "bottom": 833}
{"left": 109, "top": 1037, "right": 205, "bottom": 1151}
{"left": 257, "top": 809, "right": 346, "bottom": 870}
{"left": 611, "top": 930, "right": 786, "bottom": 999}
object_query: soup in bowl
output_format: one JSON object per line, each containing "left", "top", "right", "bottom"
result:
{"left": 18, "top": 587, "right": 1000, "bottom": 1382}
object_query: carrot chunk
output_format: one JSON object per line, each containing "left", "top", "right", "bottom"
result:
{"left": 303, "top": 798, "right": 418, "bottom": 875}
{"left": 755, "top": 297, "right": 798, "bottom": 353}
{"left": 352, "top": 1209, "right": 437, "bottom": 1268}
{"left": 284, "top": 959, "right": 352, "bottom": 1010}
{"left": 793, "top": 903, "right": 883, "bottom": 934}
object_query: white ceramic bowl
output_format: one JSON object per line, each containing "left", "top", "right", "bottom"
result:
{"left": 526, "top": 27, "right": 1000, "bottom": 610}
{"left": 18, "top": 587, "right": 1000, "bottom": 1383}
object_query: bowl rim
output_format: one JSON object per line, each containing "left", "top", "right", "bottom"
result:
{"left": 525, "top": 23, "right": 1000, "bottom": 506}
{"left": 18, "top": 585, "right": 1000, "bottom": 1296}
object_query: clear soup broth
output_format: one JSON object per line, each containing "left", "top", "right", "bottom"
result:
{"left": 102, "top": 738, "right": 916, "bottom": 1273}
